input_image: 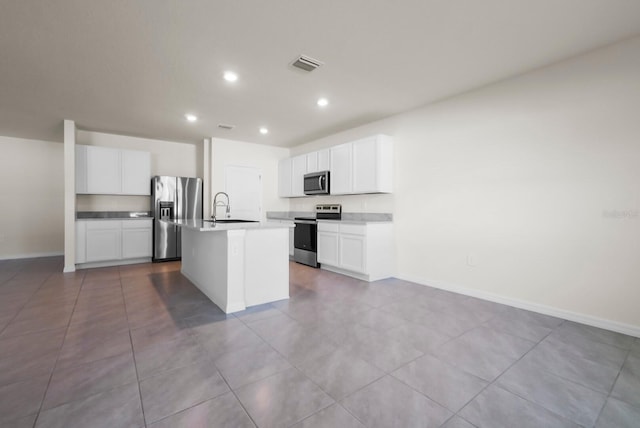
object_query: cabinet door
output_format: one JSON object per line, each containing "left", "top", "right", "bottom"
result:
{"left": 85, "top": 222, "right": 122, "bottom": 262}
{"left": 306, "top": 152, "right": 319, "bottom": 173}
{"left": 122, "top": 229, "right": 152, "bottom": 258}
{"left": 352, "top": 137, "right": 378, "bottom": 193}
{"left": 317, "top": 231, "right": 339, "bottom": 266}
{"left": 122, "top": 150, "right": 151, "bottom": 195}
{"left": 291, "top": 155, "right": 307, "bottom": 197}
{"left": 278, "top": 158, "right": 293, "bottom": 197}
{"left": 330, "top": 143, "right": 352, "bottom": 195}
{"left": 339, "top": 234, "right": 366, "bottom": 273}
{"left": 86, "top": 146, "right": 121, "bottom": 194}
{"left": 75, "top": 145, "right": 88, "bottom": 194}
{"left": 75, "top": 221, "right": 86, "bottom": 263}
{"left": 317, "top": 149, "right": 330, "bottom": 171}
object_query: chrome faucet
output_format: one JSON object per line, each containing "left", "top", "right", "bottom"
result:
{"left": 212, "top": 192, "right": 230, "bottom": 221}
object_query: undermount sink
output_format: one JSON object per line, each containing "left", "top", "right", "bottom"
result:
{"left": 203, "top": 219, "right": 259, "bottom": 223}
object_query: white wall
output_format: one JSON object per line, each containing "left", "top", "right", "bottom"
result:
{"left": 0, "top": 136, "right": 64, "bottom": 259}
{"left": 291, "top": 36, "right": 640, "bottom": 332}
{"left": 211, "top": 138, "right": 290, "bottom": 220}
{"left": 76, "top": 130, "right": 202, "bottom": 211}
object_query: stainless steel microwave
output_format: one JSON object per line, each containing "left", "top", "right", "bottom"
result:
{"left": 304, "top": 170, "right": 330, "bottom": 195}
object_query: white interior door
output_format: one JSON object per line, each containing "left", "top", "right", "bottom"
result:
{"left": 224, "top": 166, "right": 262, "bottom": 221}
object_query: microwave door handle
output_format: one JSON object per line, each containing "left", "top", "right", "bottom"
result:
{"left": 318, "top": 175, "right": 324, "bottom": 190}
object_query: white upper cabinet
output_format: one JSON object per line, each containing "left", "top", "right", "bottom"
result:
{"left": 87, "top": 146, "right": 121, "bottom": 194}
{"left": 277, "top": 135, "right": 392, "bottom": 198}
{"left": 317, "top": 149, "right": 330, "bottom": 171}
{"left": 121, "top": 149, "right": 151, "bottom": 195}
{"left": 75, "top": 145, "right": 151, "bottom": 195}
{"left": 329, "top": 143, "right": 353, "bottom": 195}
{"left": 291, "top": 154, "right": 307, "bottom": 197}
{"left": 352, "top": 135, "right": 393, "bottom": 194}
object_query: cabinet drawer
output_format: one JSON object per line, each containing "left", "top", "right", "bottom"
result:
{"left": 86, "top": 220, "right": 122, "bottom": 230}
{"left": 318, "top": 222, "right": 339, "bottom": 233}
{"left": 339, "top": 223, "right": 366, "bottom": 236}
{"left": 122, "top": 219, "right": 152, "bottom": 229}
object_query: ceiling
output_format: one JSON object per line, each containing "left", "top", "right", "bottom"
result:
{"left": 1, "top": 1, "right": 639, "bottom": 147}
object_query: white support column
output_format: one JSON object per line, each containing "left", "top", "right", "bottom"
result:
{"left": 203, "top": 138, "right": 212, "bottom": 219}
{"left": 63, "top": 120, "right": 76, "bottom": 272}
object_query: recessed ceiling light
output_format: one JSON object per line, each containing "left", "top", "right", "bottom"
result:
{"left": 185, "top": 114, "right": 198, "bottom": 122}
{"left": 317, "top": 98, "right": 329, "bottom": 107}
{"left": 259, "top": 127, "right": 269, "bottom": 135}
{"left": 223, "top": 71, "right": 238, "bottom": 82}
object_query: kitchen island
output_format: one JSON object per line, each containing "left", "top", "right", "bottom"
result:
{"left": 167, "top": 219, "right": 292, "bottom": 313}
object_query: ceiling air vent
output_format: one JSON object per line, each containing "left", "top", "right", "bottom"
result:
{"left": 291, "top": 55, "right": 324, "bottom": 72}
{"left": 217, "top": 123, "right": 235, "bottom": 130}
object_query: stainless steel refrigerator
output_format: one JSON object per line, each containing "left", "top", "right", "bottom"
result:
{"left": 152, "top": 176, "right": 202, "bottom": 262}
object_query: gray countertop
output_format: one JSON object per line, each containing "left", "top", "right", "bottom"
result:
{"left": 76, "top": 211, "right": 153, "bottom": 220}
{"left": 266, "top": 211, "right": 392, "bottom": 223}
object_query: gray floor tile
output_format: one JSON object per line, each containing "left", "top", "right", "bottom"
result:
{"left": 352, "top": 308, "right": 407, "bottom": 332}
{"left": 392, "top": 354, "right": 487, "bottom": 412}
{"left": 292, "top": 403, "right": 365, "bottom": 428}
{"left": 130, "top": 316, "right": 191, "bottom": 351}
{"left": 554, "top": 321, "right": 635, "bottom": 350}
{"left": 134, "top": 334, "right": 209, "bottom": 380}
{"left": 0, "top": 375, "right": 49, "bottom": 423}
{"left": 245, "top": 313, "right": 305, "bottom": 341}
{"left": 214, "top": 341, "right": 292, "bottom": 389}
{"left": 233, "top": 303, "right": 283, "bottom": 324}
{"left": 298, "top": 348, "right": 384, "bottom": 400}
{"left": 340, "top": 328, "right": 424, "bottom": 372}
{"left": 418, "top": 309, "right": 480, "bottom": 337}
{"left": 440, "top": 416, "right": 477, "bottom": 428}
{"left": 43, "top": 351, "right": 137, "bottom": 409}
{"left": 148, "top": 392, "right": 255, "bottom": 428}
{"left": 56, "top": 329, "right": 132, "bottom": 370}
{"left": 611, "top": 354, "right": 640, "bottom": 407}
{"left": 35, "top": 383, "right": 143, "bottom": 428}
{"left": 520, "top": 340, "right": 621, "bottom": 393}
{"left": 139, "top": 361, "right": 229, "bottom": 424}
{"left": 341, "top": 375, "right": 452, "bottom": 428}
{"left": 265, "top": 325, "right": 337, "bottom": 365}
{"left": 0, "top": 349, "right": 58, "bottom": 386}
{"left": 191, "top": 317, "right": 266, "bottom": 360}
{"left": 496, "top": 359, "right": 607, "bottom": 426}
{"left": 459, "top": 385, "right": 580, "bottom": 428}
{"left": 542, "top": 332, "right": 628, "bottom": 367}
{"left": 235, "top": 367, "right": 334, "bottom": 428}
{"left": 596, "top": 397, "right": 640, "bottom": 428}
{"left": 4, "top": 413, "right": 38, "bottom": 428}
{"left": 483, "top": 312, "right": 552, "bottom": 343}
{"left": 431, "top": 327, "right": 534, "bottom": 381}
{"left": 384, "top": 322, "right": 451, "bottom": 354}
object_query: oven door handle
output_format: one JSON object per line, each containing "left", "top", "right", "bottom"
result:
{"left": 294, "top": 220, "right": 317, "bottom": 225}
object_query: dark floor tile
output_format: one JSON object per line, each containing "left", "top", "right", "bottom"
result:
{"left": 134, "top": 334, "right": 209, "bottom": 380}
{"left": 0, "top": 375, "right": 49, "bottom": 423}
{"left": 214, "top": 341, "right": 291, "bottom": 389}
{"left": 611, "top": 354, "right": 640, "bottom": 407}
{"left": 341, "top": 375, "right": 452, "bottom": 428}
{"left": 298, "top": 348, "right": 384, "bottom": 400}
{"left": 292, "top": 403, "right": 365, "bottom": 428}
{"left": 42, "top": 352, "right": 137, "bottom": 410}
{"left": 596, "top": 397, "right": 640, "bottom": 428}
{"left": 497, "top": 359, "right": 607, "bottom": 426}
{"left": 459, "top": 385, "right": 580, "bottom": 428}
{"left": 392, "top": 354, "right": 487, "bottom": 412}
{"left": 139, "top": 361, "right": 229, "bottom": 424}
{"left": 148, "top": 392, "right": 255, "bottom": 428}
{"left": 35, "top": 383, "right": 143, "bottom": 428}
{"left": 235, "top": 368, "right": 334, "bottom": 428}
{"left": 520, "top": 339, "right": 621, "bottom": 393}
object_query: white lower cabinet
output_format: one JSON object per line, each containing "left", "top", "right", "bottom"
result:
{"left": 317, "top": 221, "right": 394, "bottom": 281}
{"left": 76, "top": 219, "right": 152, "bottom": 265}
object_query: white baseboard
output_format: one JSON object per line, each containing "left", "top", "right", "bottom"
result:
{"left": 396, "top": 273, "right": 640, "bottom": 339}
{"left": 0, "top": 252, "right": 64, "bottom": 261}
{"left": 75, "top": 258, "right": 151, "bottom": 270}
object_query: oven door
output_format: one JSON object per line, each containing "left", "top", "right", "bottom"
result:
{"left": 294, "top": 220, "right": 317, "bottom": 252}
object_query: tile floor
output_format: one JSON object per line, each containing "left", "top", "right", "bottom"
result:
{"left": 0, "top": 256, "right": 639, "bottom": 427}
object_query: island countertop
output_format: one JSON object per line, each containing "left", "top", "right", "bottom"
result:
{"left": 166, "top": 219, "right": 294, "bottom": 232}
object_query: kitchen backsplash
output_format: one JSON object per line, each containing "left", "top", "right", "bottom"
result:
{"left": 76, "top": 195, "right": 150, "bottom": 212}
{"left": 288, "top": 193, "right": 394, "bottom": 214}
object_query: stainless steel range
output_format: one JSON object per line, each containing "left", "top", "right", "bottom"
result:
{"left": 293, "top": 204, "right": 341, "bottom": 267}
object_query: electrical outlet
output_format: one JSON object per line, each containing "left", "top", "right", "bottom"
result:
{"left": 467, "top": 254, "right": 476, "bottom": 267}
